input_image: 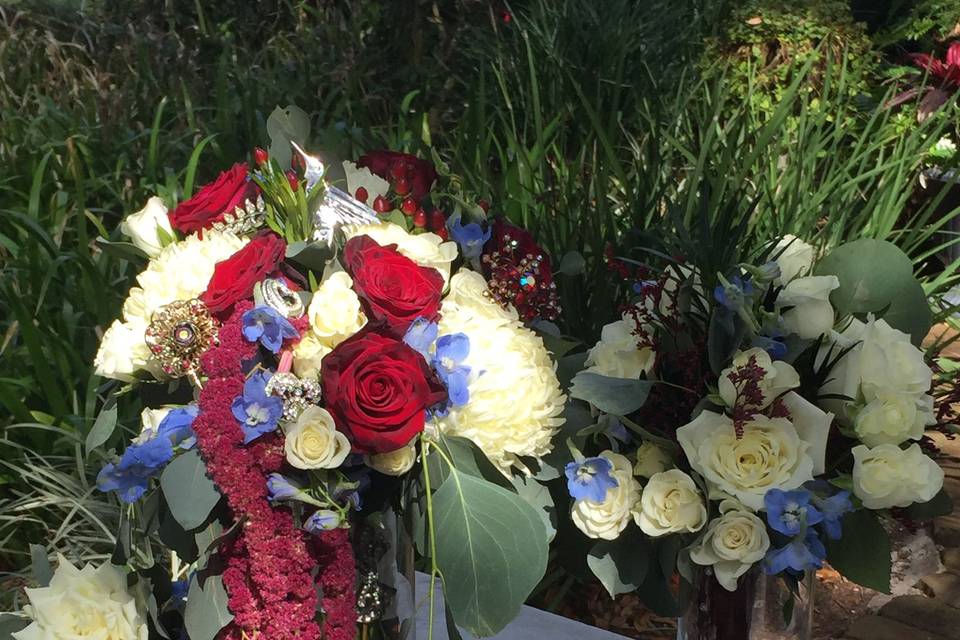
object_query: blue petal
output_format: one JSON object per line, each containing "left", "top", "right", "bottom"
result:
{"left": 446, "top": 371, "right": 471, "bottom": 406}
{"left": 436, "top": 333, "right": 470, "bottom": 363}
{"left": 403, "top": 317, "right": 439, "bottom": 359}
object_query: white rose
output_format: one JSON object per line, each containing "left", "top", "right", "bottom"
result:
{"left": 94, "top": 319, "right": 152, "bottom": 382}
{"left": 342, "top": 161, "right": 390, "bottom": 204}
{"left": 584, "top": 314, "right": 655, "bottom": 379}
{"left": 343, "top": 221, "right": 458, "bottom": 283}
{"left": 119, "top": 196, "right": 173, "bottom": 258}
{"left": 292, "top": 333, "right": 332, "bottom": 381}
{"left": 777, "top": 275, "right": 839, "bottom": 339}
{"left": 773, "top": 235, "right": 814, "bottom": 284}
{"left": 570, "top": 452, "right": 642, "bottom": 540}
{"left": 13, "top": 555, "right": 148, "bottom": 640}
{"left": 852, "top": 443, "right": 943, "bottom": 509}
{"left": 677, "top": 410, "right": 815, "bottom": 511}
{"left": 307, "top": 272, "right": 366, "bottom": 348}
{"left": 367, "top": 442, "right": 417, "bottom": 476}
{"left": 635, "top": 469, "right": 707, "bottom": 537}
{"left": 633, "top": 441, "right": 673, "bottom": 478}
{"left": 133, "top": 407, "right": 172, "bottom": 443}
{"left": 854, "top": 391, "right": 932, "bottom": 447}
{"left": 689, "top": 500, "right": 770, "bottom": 591}
{"left": 284, "top": 406, "right": 351, "bottom": 470}
{"left": 718, "top": 347, "right": 800, "bottom": 410}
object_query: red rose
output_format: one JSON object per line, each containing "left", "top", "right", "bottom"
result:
{"left": 202, "top": 232, "right": 286, "bottom": 314}
{"left": 343, "top": 235, "right": 444, "bottom": 335}
{"left": 358, "top": 151, "right": 438, "bottom": 200}
{"left": 169, "top": 163, "right": 259, "bottom": 234}
{"left": 321, "top": 325, "right": 446, "bottom": 454}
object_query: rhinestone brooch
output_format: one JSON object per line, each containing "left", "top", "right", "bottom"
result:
{"left": 144, "top": 299, "right": 219, "bottom": 380}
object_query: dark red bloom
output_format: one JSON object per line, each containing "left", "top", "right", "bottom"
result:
{"left": 481, "top": 218, "right": 561, "bottom": 321}
{"left": 910, "top": 42, "right": 960, "bottom": 88}
{"left": 358, "top": 151, "right": 438, "bottom": 200}
{"left": 321, "top": 324, "right": 446, "bottom": 454}
{"left": 169, "top": 163, "right": 259, "bottom": 234}
{"left": 342, "top": 235, "right": 444, "bottom": 334}
{"left": 202, "top": 232, "right": 286, "bottom": 314}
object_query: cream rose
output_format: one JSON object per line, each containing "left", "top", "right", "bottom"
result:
{"left": 776, "top": 275, "right": 840, "bottom": 340}
{"left": 584, "top": 312, "right": 655, "bottom": 379}
{"left": 773, "top": 235, "right": 814, "bottom": 285}
{"left": 13, "top": 555, "right": 148, "bottom": 640}
{"left": 344, "top": 221, "right": 458, "bottom": 283}
{"left": 284, "top": 406, "right": 351, "bottom": 470}
{"left": 781, "top": 391, "right": 834, "bottom": 475}
{"left": 94, "top": 319, "right": 153, "bottom": 382}
{"left": 854, "top": 391, "right": 932, "bottom": 447}
{"left": 718, "top": 347, "right": 800, "bottom": 410}
{"left": 570, "top": 452, "right": 642, "bottom": 540}
{"left": 852, "top": 443, "right": 943, "bottom": 509}
{"left": 342, "top": 161, "right": 389, "bottom": 203}
{"left": 120, "top": 196, "right": 173, "bottom": 258}
{"left": 366, "top": 442, "right": 417, "bottom": 476}
{"left": 689, "top": 500, "right": 770, "bottom": 591}
{"left": 635, "top": 469, "right": 707, "bottom": 537}
{"left": 134, "top": 406, "right": 172, "bottom": 443}
{"left": 633, "top": 441, "right": 673, "bottom": 478}
{"left": 292, "top": 333, "right": 332, "bottom": 381}
{"left": 677, "top": 410, "right": 815, "bottom": 510}
{"left": 307, "top": 272, "right": 366, "bottom": 348}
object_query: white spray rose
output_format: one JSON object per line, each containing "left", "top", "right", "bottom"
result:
{"left": 292, "top": 333, "right": 332, "bottom": 381}
{"left": 854, "top": 391, "right": 932, "bottom": 447}
{"left": 689, "top": 500, "right": 770, "bottom": 591}
{"left": 584, "top": 311, "right": 655, "bottom": 379}
{"left": 94, "top": 319, "right": 153, "bottom": 382}
{"left": 13, "top": 555, "right": 148, "bottom": 640}
{"left": 133, "top": 406, "right": 172, "bottom": 443}
{"left": 776, "top": 275, "right": 839, "bottom": 340}
{"left": 677, "top": 410, "right": 815, "bottom": 511}
{"left": 367, "top": 442, "right": 417, "bottom": 476}
{"left": 284, "top": 406, "right": 351, "bottom": 470}
{"left": 570, "top": 452, "right": 642, "bottom": 540}
{"left": 773, "top": 235, "right": 815, "bottom": 284}
{"left": 343, "top": 221, "right": 458, "bottom": 283}
{"left": 120, "top": 196, "right": 173, "bottom": 258}
{"left": 633, "top": 441, "right": 673, "bottom": 478}
{"left": 635, "top": 469, "right": 707, "bottom": 537}
{"left": 718, "top": 347, "right": 800, "bottom": 410}
{"left": 307, "top": 272, "right": 366, "bottom": 348}
{"left": 852, "top": 443, "right": 943, "bottom": 509}
{"left": 342, "top": 161, "right": 390, "bottom": 204}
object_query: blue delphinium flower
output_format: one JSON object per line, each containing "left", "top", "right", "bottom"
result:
{"left": 304, "top": 509, "right": 342, "bottom": 533}
{"left": 714, "top": 274, "right": 755, "bottom": 312}
{"left": 805, "top": 481, "right": 853, "bottom": 540}
{"left": 433, "top": 333, "right": 471, "bottom": 407}
{"left": 170, "top": 578, "right": 190, "bottom": 611}
{"left": 156, "top": 405, "right": 199, "bottom": 450}
{"left": 96, "top": 435, "right": 176, "bottom": 503}
{"left": 752, "top": 334, "right": 788, "bottom": 360}
{"left": 448, "top": 214, "right": 491, "bottom": 259}
{"left": 765, "top": 530, "right": 826, "bottom": 575}
{"left": 764, "top": 488, "right": 824, "bottom": 536}
{"left": 403, "top": 317, "right": 438, "bottom": 360}
{"left": 231, "top": 371, "right": 284, "bottom": 443}
{"left": 266, "top": 473, "right": 302, "bottom": 502}
{"left": 564, "top": 456, "right": 618, "bottom": 502}
{"left": 241, "top": 306, "right": 299, "bottom": 353}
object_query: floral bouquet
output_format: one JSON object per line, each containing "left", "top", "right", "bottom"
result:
{"left": 561, "top": 230, "right": 950, "bottom": 638}
{"left": 8, "top": 114, "right": 565, "bottom": 640}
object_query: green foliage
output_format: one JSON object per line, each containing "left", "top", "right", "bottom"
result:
{"left": 569, "top": 372, "right": 653, "bottom": 416}
{"left": 873, "top": 0, "right": 960, "bottom": 46}
{"left": 159, "top": 450, "right": 222, "bottom": 531}
{"left": 824, "top": 509, "right": 892, "bottom": 593}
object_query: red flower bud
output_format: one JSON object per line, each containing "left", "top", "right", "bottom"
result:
{"left": 286, "top": 171, "right": 299, "bottom": 191}
{"left": 355, "top": 186, "right": 369, "bottom": 203}
{"left": 390, "top": 162, "right": 408, "bottom": 180}
{"left": 394, "top": 177, "right": 411, "bottom": 196}
{"left": 430, "top": 210, "right": 446, "bottom": 230}
{"left": 401, "top": 197, "right": 418, "bottom": 216}
{"left": 253, "top": 147, "right": 269, "bottom": 166}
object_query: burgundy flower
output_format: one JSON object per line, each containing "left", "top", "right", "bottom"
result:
{"left": 358, "top": 151, "right": 438, "bottom": 200}
{"left": 481, "top": 218, "right": 561, "bottom": 321}
{"left": 894, "top": 42, "right": 960, "bottom": 119}
{"left": 202, "top": 232, "right": 286, "bottom": 314}
{"left": 169, "top": 163, "right": 259, "bottom": 234}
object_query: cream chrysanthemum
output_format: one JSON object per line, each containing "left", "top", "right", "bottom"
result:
{"left": 94, "top": 230, "right": 247, "bottom": 381}
{"left": 432, "top": 271, "right": 566, "bottom": 471}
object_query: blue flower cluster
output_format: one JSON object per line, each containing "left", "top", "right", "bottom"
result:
{"left": 564, "top": 456, "right": 618, "bottom": 502}
{"left": 242, "top": 305, "right": 298, "bottom": 353}
{"left": 763, "top": 483, "right": 852, "bottom": 576}
{"left": 96, "top": 406, "right": 199, "bottom": 503}
{"left": 448, "top": 214, "right": 491, "bottom": 259}
{"left": 403, "top": 317, "right": 472, "bottom": 411}
{"left": 232, "top": 371, "right": 284, "bottom": 443}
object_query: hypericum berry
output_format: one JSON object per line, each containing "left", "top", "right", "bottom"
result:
{"left": 355, "top": 186, "right": 369, "bottom": 203}
{"left": 253, "top": 147, "right": 269, "bottom": 166}
{"left": 394, "top": 177, "right": 411, "bottom": 196}
{"left": 436, "top": 227, "right": 449, "bottom": 241}
{"left": 401, "top": 197, "right": 418, "bottom": 216}
{"left": 286, "top": 170, "right": 299, "bottom": 191}
{"left": 430, "top": 210, "right": 446, "bottom": 230}
{"left": 478, "top": 199, "right": 490, "bottom": 213}
{"left": 390, "top": 163, "right": 408, "bottom": 180}
{"left": 413, "top": 209, "right": 427, "bottom": 227}
{"left": 373, "top": 195, "right": 392, "bottom": 213}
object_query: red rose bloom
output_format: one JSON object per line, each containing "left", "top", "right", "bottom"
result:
{"left": 358, "top": 151, "right": 438, "bottom": 200}
{"left": 321, "top": 325, "right": 446, "bottom": 454}
{"left": 170, "top": 163, "right": 259, "bottom": 234}
{"left": 343, "top": 235, "right": 444, "bottom": 335}
{"left": 202, "top": 232, "right": 286, "bottom": 314}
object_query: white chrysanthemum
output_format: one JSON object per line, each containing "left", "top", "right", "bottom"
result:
{"left": 94, "top": 230, "right": 247, "bottom": 381}
{"left": 432, "top": 271, "right": 566, "bottom": 471}
{"left": 13, "top": 555, "right": 148, "bottom": 640}
{"left": 343, "top": 221, "right": 458, "bottom": 283}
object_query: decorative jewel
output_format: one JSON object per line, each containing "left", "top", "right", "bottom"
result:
{"left": 354, "top": 522, "right": 393, "bottom": 624}
{"left": 209, "top": 195, "right": 268, "bottom": 235}
{"left": 312, "top": 185, "right": 381, "bottom": 247}
{"left": 264, "top": 372, "right": 322, "bottom": 421}
{"left": 261, "top": 278, "right": 305, "bottom": 318}
{"left": 144, "top": 299, "right": 219, "bottom": 380}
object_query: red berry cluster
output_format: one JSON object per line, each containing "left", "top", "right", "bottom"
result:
{"left": 354, "top": 151, "right": 450, "bottom": 238}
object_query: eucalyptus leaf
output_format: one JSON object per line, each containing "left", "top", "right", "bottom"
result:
{"left": 285, "top": 240, "right": 333, "bottom": 271}
{"left": 509, "top": 474, "right": 557, "bottom": 543}
{"left": 85, "top": 403, "right": 117, "bottom": 455}
{"left": 184, "top": 574, "right": 233, "bottom": 640}
{"left": 824, "top": 509, "right": 891, "bottom": 593}
{"left": 432, "top": 469, "right": 548, "bottom": 636}
{"left": 94, "top": 237, "right": 148, "bottom": 262}
{"left": 569, "top": 371, "right": 652, "bottom": 415}
{"left": 0, "top": 613, "right": 30, "bottom": 638}
{"left": 903, "top": 488, "right": 953, "bottom": 520}
{"left": 29, "top": 544, "right": 52, "bottom": 586}
{"left": 587, "top": 530, "right": 651, "bottom": 597}
{"left": 160, "top": 450, "right": 221, "bottom": 531}
{"left": 558, "top": 250, "right": 586, "bottom": 276}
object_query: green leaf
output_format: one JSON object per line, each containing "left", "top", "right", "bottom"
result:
{"left": 509, "top": 474, "right": 556, "bottom": 543}
{"left": 29, "top": 544, "right": 52, "bottom": 586}
{"left": 85, "top": 403, "right": 117, "bottom": 455}
{"left": 903, "top": 488, "right": 953, "bottom": 520}
{"left": 285, "top": 240, "right": 334, "bottom": 271}
{"left": 0, "top": 613, "right": 30, "bottom": 638}
{"left": 94, "top": 237, "right": 148, "bottom": 262}
{"left": 569, "top": 371, "right": 652, "bottom": 415}
{"left": 558, "top": 250, "right": 586, "bottom": 276}
{"left": 432, "top": 468, "right": 549, "bottom": 636}
{"left": 427, "top": 435, "right": 512, "bottom": 490}
{"left": 184, "top": 575, "right": 233, "bottom": 640}
{"left": 825, "top": 509, "right": 891, "bottom": 593}
{"left": 815, "top": 239, "right": 932, "bottom": 345}
{"left": 706, "top": 307, "right": 746, "bottom": 374}
{"left": 587, "top": 530, "right": 651, "bottom": 597}
{"left": 160, "top": 450, "right": 221, "bottom": 531}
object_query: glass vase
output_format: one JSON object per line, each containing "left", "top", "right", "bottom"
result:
{"left": 353, "top": 509, "right": 416, "bottom": 640}
{"left": 677, "top": 568, "right": 814, "bottom": 640}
